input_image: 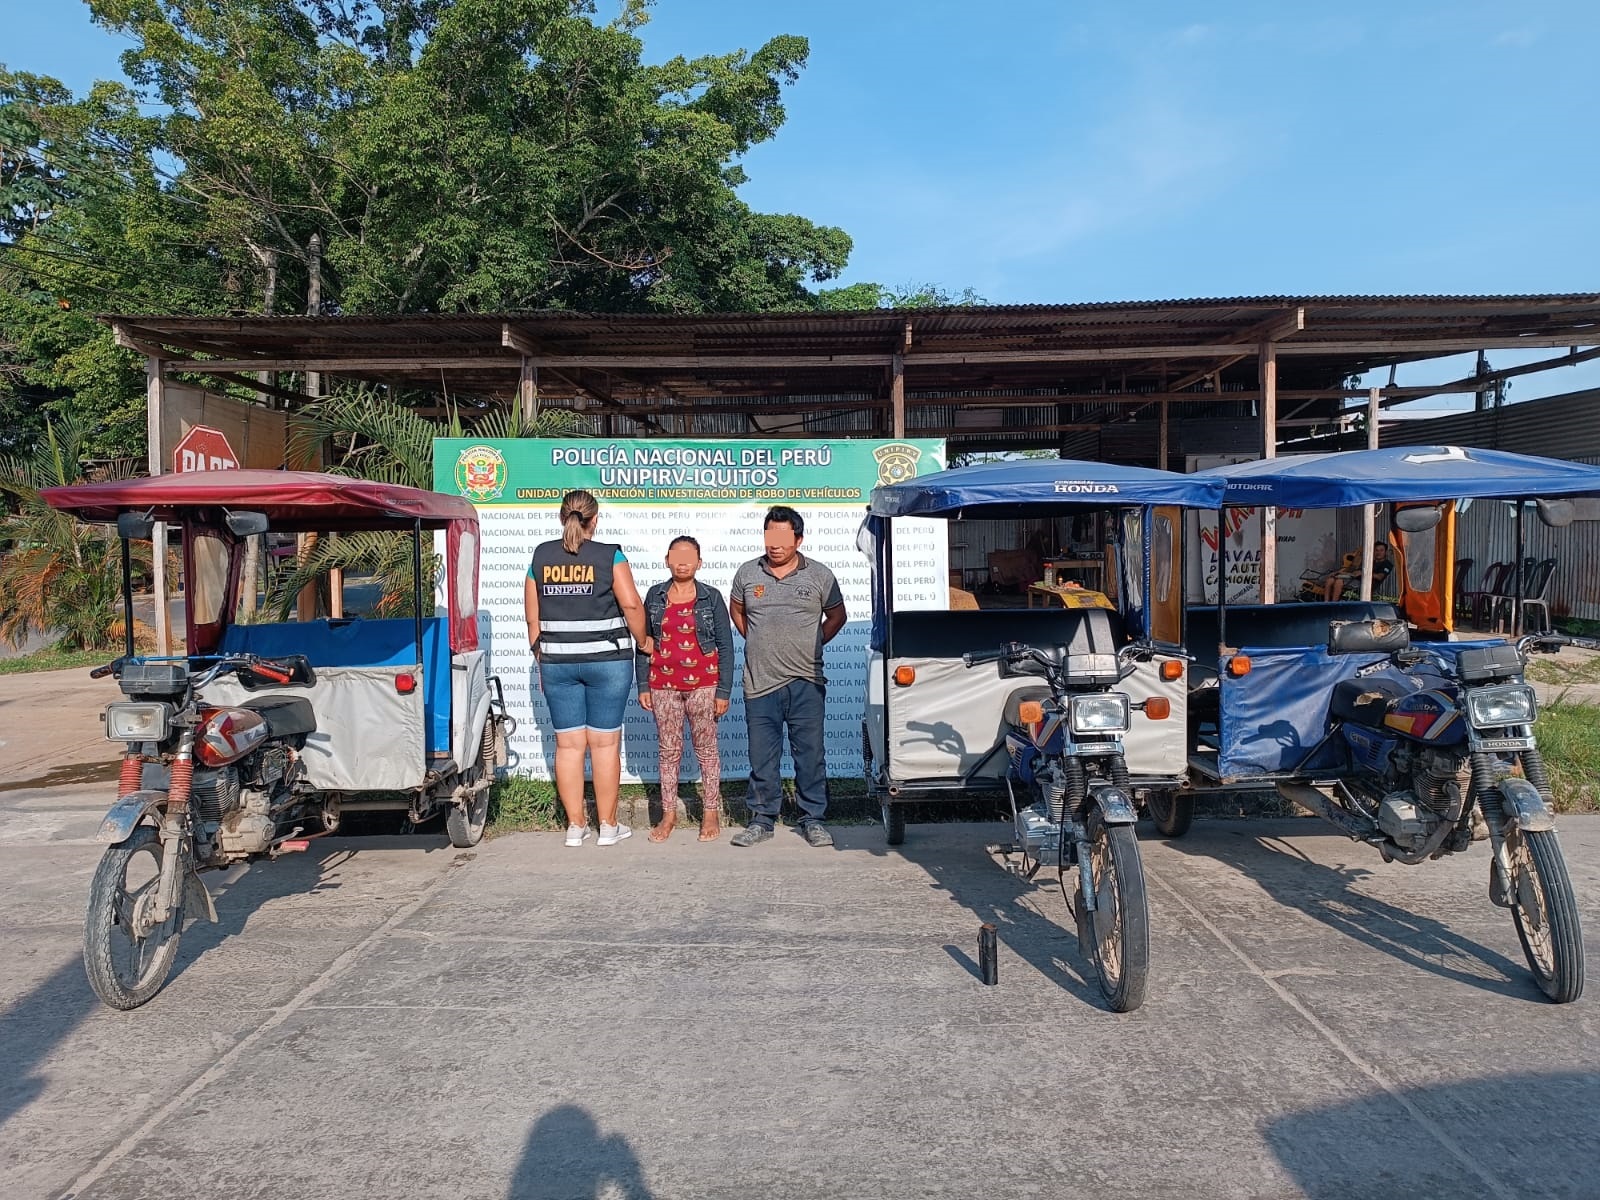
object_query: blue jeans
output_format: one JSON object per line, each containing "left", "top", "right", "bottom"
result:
{"left": 744, "top": 679, "right": 828, "bottom": 828}
{"left": 541, "top": 657, "right": 634, "bottom": 733}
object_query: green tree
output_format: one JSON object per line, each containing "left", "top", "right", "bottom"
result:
{"left": 2, "top": 2, "right": 868, "bottom": 461}
{"left": 268, "top": 388, "right": 583, "bottom": 616}
{"left": 817, "top": 281, "right": 987, "bottom": 310}
{"left": 79, "top": 0, "right": 854, "bottom": 314}
{"left": 0, "top": 414, "right": 151, "bottom": 650}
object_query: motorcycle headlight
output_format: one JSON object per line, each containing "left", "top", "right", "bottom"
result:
{"left": 1070, "top": 693, "right": 1130, "bottom": 734}
{"left": 1467, "top": 684, "right": 1536, "bottom": 729}
{"left": 104, "top": 701, "right": 172, "bottom": 742}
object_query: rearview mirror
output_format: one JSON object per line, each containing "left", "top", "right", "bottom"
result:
{"left": 1392, "top": 504, "right": 1443, "bottom": 534}
{"left": 223, "top": 510, "right": 270, "bottom": 537}
{"left": 116, "top": 512, "right": 155, "bottom": 540}
{"left": 1536, "top": 498, "right": 1576, "bottom": 529}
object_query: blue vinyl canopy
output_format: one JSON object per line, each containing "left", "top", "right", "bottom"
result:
{"left": 1212, "top": 445, "right": 1600, "bottom": 509}
{"left": 868, "top": 457, "right": 1227, "bottom": 517}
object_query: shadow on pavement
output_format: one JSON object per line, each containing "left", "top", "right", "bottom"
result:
{"left": 1265, "top": 1071, "right": 1600, "bottom": 1199}
{"left": 1164, "top": 824, "right": 1541, "bottom": 1001}
{"left": 0, "top": 957, "right": 99, "bottom": 1134}
{"left": 508, "top": 1104, "right": 655, "bottom": 1199}
{"left": 0, "top": 831, "right": 454, "bottom": 1138}
{"left": 851, "top": 824, "right": 1105, "bottom": 1010}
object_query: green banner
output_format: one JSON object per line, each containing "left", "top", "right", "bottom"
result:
{"left": 433, "top": 437, "right": 946, "bottom": 505}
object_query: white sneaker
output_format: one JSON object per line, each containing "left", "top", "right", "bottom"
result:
{"left": 565, "top": 824, "right": 591, "bottom": 847}
{"left": 597, "top": 822, "right": 633, "bottom": 846}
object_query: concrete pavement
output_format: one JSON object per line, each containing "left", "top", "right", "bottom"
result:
{"left": 4, "top": 786, "right": 1600, "bottom": 1198}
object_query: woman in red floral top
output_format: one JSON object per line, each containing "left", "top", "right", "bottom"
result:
{"left": 637, "top": 537, "right": 735, "bottom": 842}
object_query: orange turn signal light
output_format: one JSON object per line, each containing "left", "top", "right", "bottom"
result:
{"left": 893, "top": 665, "right": 916, "bottom": 686}
{"left": 1226, "top": 655, "right": 1252, "bottom": 678}
{"left": 1017, "top": 700, "right": 1044, "bottom": 725}
{"left": 1160, "top": 660, "right": 1184, "bottom": 682}
{"left": 1143, "top": 697, "right": 1171, "bottom": 720}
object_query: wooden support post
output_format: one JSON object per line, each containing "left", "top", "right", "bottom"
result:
{"left": 1360, "top": 387, "right": 1381, "bottom": 600}
{"left": 1158, "top": 400, "right": 1170, "bottom": 471}
{"left": 1259, "top": 341, "right": 1278, "bottom": 604}
{"left": 146, "top": 357, "right": 171, "bottom": 656}
{"left": 304, "top": 237, "right": 343, "bottom": 617}
{"left": 890, "top": 351, "right": 906, "bottom": 439}
{"left": 519, "top": 357, "right": 537, "bottom": 426}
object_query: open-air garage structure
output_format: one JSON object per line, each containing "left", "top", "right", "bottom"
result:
{"left": 107, "top": 293, "right": 1600, "bottom": 646}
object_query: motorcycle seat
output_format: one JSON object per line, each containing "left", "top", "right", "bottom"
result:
{"left": 1329, "top": 676, "right": 1410, "bottom": 729}
{"left": 239, "top": 696, "right": 317, "bottom": 739}
{"left": 1003, "top": 686, "right": 1054, "bottom": 727}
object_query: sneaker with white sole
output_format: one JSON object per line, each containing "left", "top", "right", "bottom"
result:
{"left": 565, "top": 824, "right": 591, "bottom": 847}
{"left": 597, "top": 822, "right": 633, "bottom": 846}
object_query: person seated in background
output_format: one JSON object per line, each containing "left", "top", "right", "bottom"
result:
{"left": 1322, "top": 541, "right": 1392, "bottom": 601}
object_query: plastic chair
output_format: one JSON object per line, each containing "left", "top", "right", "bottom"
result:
{"left": 1466, "top": 561, "right": 1512, "bottom": 629}
{"left": 1494, "top": 557, "right": 1558, "bottom": 635}
{"left": 1450, "top": 558, "right": 1474, "bottom": 619}
{"left": 1497, "top": 563, "right": 1561, "bottom": 640}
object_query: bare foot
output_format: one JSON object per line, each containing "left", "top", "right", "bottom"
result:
{"left": 698, "top": 811, "right": 721, "bottom": 842}
{"left": 649, "top": 811, "right": 677, "bottom": 843}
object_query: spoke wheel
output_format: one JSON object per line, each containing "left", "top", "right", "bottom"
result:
{"left": 84, "top": 825, "right": 185, "bottom": 1010}
{"left": 1082, "top": 810, "right": 1150, "bottom": 1012}
{"left": 447, "top": 723, "right": 495, "bottom": 848}
{"left": 1507, "top": 827, "right": 1585, "bottom": 1003}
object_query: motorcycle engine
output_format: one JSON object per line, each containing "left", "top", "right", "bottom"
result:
{"left": 215, "top": 745, "right": 297, "bottom": 857}
{"left": 1376, "top": 749, "right": 1469, "bottom": 854}
{"left": 192, "top": 766, "right": 241, "bottom": 824}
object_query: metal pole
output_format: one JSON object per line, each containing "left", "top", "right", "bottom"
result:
{"left": 880, "top": 517, "right": 894, "bottom": 783}
{"left": 1216, "top": 508, "right": 1229, "bottom": 650}
{"left": 1259, "top": 342, "right": 1278, "bottom": 604}
{"left": 145, "top": 356, "right": 171, "bottom": 656}
{"left": 121, "top": 536, "right": 135, "bottom": 660}
{"left": 413, "top": 518, "right": 425, "bottom": 665}
{"left": 1360, "top": 387, "right": 1380, "bottom": 601}
{"left": 1514, "top": 499, "right": 1526, "bottom": 636}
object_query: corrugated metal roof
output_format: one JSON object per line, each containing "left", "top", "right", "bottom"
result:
{"left": 102, "top": 294, "right": 1600, "bottom": 457}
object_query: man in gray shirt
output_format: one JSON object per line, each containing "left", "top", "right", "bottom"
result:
{"left": 728, "top": 506, "right": 847, "bottom": 847}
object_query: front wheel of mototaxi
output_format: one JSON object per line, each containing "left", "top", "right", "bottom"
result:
{"left": 1505, "top": 825, "right": 1585, "bottom": 1004}
{"left": 84, "top": 824, "right": 185, "bottom": 1010}
{"left": 1062, "top": 808, "right": 1150, "bottom": 1013}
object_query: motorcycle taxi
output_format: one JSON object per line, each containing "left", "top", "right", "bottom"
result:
{"left": 42, "top": 470, "right": 513, "bottom": 1009}
{"left": 1181, "top": 445, "right": 1600, "bottom": 1003}
{"left": 859, "top": 458, "right": 1225, "bottom": 1010}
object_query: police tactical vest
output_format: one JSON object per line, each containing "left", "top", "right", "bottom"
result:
{"left": 531, "top": 539, "right": 631, "bottom": 662}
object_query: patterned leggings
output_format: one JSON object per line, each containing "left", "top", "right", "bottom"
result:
{"left": 653, "top": 686, "right": 721, "bottom": 812}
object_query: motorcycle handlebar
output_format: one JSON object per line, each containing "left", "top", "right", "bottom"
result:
{"left": 250, "top": 659, "right": 294, "bottom": 684}
{"left": 962, "top": 647, "right": 1007, "bottom": 668}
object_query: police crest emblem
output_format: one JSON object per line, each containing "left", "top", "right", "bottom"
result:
{"left": 454, "top": 444, "right": 507, "bottom": 502}
{"left": 873, "top": 442, "right": 921, "bottom": 486}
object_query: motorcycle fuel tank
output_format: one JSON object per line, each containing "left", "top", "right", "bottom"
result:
{"left": 1382, "top": 689, "right": 1465, "bottom": 745}
{"left": 194, "top": 707, "right": 270, "bottom": 767}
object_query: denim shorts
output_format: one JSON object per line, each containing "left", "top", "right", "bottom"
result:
{"left": 541, "top": 657, "right": 635, "bottom": 734}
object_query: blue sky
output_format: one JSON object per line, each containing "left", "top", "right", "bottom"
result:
{"left": 5, "top": 0, "right": 1599, "bottom": 405}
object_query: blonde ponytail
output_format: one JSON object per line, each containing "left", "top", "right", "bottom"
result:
{"left": 559, "top": 489, "right": 599, "bottom": 553}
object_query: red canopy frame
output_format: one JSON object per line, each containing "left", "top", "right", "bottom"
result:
{"left": 43, "top": 471, "right": 481, "bottom": 655}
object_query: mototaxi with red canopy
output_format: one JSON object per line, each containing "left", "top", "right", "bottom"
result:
{"left": 43, "top": 470, "right": 510, "bottom": 844}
